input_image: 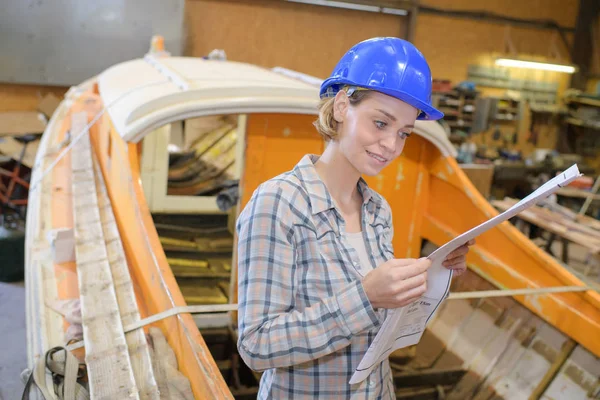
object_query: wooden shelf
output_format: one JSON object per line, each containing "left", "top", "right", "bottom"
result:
{"left": 440, "top": 107, "right": 460, "bottom": 115}
{"left": 567, "top": 97, "right": 600, "bottom": 108}
{"left": 566, "top": 117, "right": 600, "bottom": 130}
{"left": 433, "top": 90, "right": 459, "bottom": 97}
{"left": 497, "top": 106, "right": 519, "bottom": 112}
{"left": 441, "top": 100, "right": 461, "bottom": 107}
{"left": 449, "top": 134, "right": 467, "bottom": 143}
{"left": 447, "top": 121, "right": 472, "bottom": 128}
{"left": 434, "top": 90, "right": 480, "bottom": 134}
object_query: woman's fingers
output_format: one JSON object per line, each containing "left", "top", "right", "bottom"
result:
{"left": 445, "top": 245, "right": 469, "bottom": 261}
{"left": 396, "top": 271, "right": 427, "bottom": 293}
{"left": 443, "top": 239, "right": 476, "bottom": 269}
{"left": 395, "top": 258, "right": 431, "bottom": 280}
{"left": 443, "top": 255, "right": 466, "bottom": 267}
{"left": 395, "top": 281, "right": 428, "bottom": 306}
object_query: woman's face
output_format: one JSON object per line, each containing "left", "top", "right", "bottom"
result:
{"left": 333, "top": 90, "right": 418, "bottom": 176}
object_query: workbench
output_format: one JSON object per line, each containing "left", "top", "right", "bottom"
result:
{"left": 492, "top": 198, "right": 600, "bottom": 277}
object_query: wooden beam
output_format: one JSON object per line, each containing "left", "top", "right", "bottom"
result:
{"left": 0, "top": 136, "right": 39, "bottom": 168}
{"left": 579, "top": 176, "right": 600, "bottom": 216}
{"left": 393, "top": 367, "right": 466, "bottom": 388}
{"left": 406, "top": 0, "right": 419, "bottom": 42}
{"left": 71, "top": 112, "right": 139, "bottom": 399}
{"left": 37, "top": 94, "right": 61, "bottom": 119}
{"left": 571, "top": 0, "right": 600, "bottom": 89}
{"left": 93, "top": 156, "right": 160, "bottom": 399}
{"left": 0, "top": 112, "right": 46, "bottom": 137}
{"left": 396, "top": 385, "right": 454, "bottom": 400}
{"left": 528, "top": 339, "right": 577, "bottom": 399}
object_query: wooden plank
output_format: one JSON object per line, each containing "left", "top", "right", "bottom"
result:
{"left": 489, "top": 324, "right": 567, "bottom": 399}
{"left": 393, "top": 367, "right": 466, "bottom": 388}
{"left": 24, "top": 93, "right": 67, "bottom": 398}
{"left": 396, "top": 385, "right": 454, "bottom": 400}
{"left": 492, "top": 198, "right": 600, "bottom": 253}
{"left": 472, "top": 315, "right": 546, "bottom": 400}
{"left": 94, "top": 113, "right": 234, "bottom": 399}
{"left": 556, "top": 187, "right": 600, "bottom": 201}
{"left": 70, "top": 112, "right": 139, "bottom": 399}
{"left": 529, "top": 339, "right": 576, "bottom": 399}
{"left": 37, "top": 93, "right": 61, "bottom": 119}
{"left": 447, "top": 314, "right": 523, "bottom": 400}
{"left": 93, "top": 156, "right": 160, "bottom": 399}
{"left": 579, "top": 176, "right": 600, "bottom": 216}
{"left": 567, "top": 96, "right": 600, "bottom": 108}
{"left": 542, "top": 344, "right": 600, "bottom": 398}
{"left": 0, "top": 136, "right": 39, "bottom": 168}
{"left": 0, "top": 111, "right": 46, "bottom": 136}
{"left": 539, "top": 200, "right": 600, "bottom": 231}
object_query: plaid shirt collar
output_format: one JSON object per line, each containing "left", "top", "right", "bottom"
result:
{"left": 294, "top": 154, "right": 381, "bottom": 216}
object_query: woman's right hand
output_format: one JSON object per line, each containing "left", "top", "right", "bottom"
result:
{"left": 361, "top": 258, "right": 432, "bottom": 309}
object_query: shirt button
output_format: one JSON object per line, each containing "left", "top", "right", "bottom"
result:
{"left": 369, "top": 380, "right": 375, "bottom": 388}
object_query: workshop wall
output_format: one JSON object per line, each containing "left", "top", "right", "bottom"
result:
{"left": 415, "top": 0, "right": 579, "bottom": 156}
{"left": 588, "top": 78, "right": 600, "bottom": 95}
{"left": 184, "top": 0, "right": 406, "bottom": 78}
{"left": 417, "top": 0, "right": 578, "bottom": 83}
{"left": 0, "top": 83, "right": 67, "bottom": 113}
{"left": 0, "top": 0, "right": 581, "bottom": 118}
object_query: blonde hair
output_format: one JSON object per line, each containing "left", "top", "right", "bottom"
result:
{"left": 313, "top": 88, "right": 371, "bottom": 141}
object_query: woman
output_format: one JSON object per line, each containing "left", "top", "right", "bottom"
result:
{"left": 236, "top": 37, "right": 473, "bottom": 399}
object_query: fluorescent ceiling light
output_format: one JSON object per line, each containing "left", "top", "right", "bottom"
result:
{"left": 382, "top": 7, "right": 408, "bottom": 16}
{"left": 287, "top": 0, "right": 378, "bottom": 12}
{"left": 286, "top": 0, "right": 407, "bottom": 15}
{"left": 495, "top": 58, "right": 576, "bottom": 74}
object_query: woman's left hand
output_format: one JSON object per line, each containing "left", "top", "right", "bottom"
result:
{"left": 442, "top": 239, "right": 475, "bottom": 276}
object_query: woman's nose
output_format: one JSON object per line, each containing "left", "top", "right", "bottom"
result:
{"left": 379, "top": 134, "right": 396, "bottom": 152}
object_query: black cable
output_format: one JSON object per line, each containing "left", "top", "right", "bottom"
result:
{"left": 418, "top": 5, "right": 575, "bottom": 58}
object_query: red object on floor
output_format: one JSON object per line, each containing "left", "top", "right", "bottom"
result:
{"left": 0, "top": 146, "right": 31, "bottom": 216}
{"left": 568, "top": 176, "right": 593, "bottom": 190}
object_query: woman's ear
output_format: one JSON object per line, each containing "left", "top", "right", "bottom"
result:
{"left": 333, "top": 90, "right": 349, "bottom": 123}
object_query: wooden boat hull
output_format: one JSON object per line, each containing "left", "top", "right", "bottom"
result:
{"left": 26, "top": 83, "right": 232, "bottom": 399}
{"left": 25, "top": 49, "right": 599, "bottom": 399}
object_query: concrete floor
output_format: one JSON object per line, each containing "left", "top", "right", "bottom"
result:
{"left": 0, "top": 281, "right": 26, "bottom": 399}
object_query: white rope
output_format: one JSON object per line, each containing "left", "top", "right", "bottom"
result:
{"left": 29, "top": 106, "right": 107, "bottom": 192}
{"left": 65, "top": 284, "right": 597, "bottom": 352}
{"left": 30, "top": 79, "right": 167, "bottom": 192}
{"left": 66, "top": 304, "right": 237, "bottom": 351}
{"left": 447, "top": 285, "right": 594, "bottom": 300}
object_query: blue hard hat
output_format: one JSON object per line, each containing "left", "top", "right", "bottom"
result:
{"left": 320, "top": 37, "right": 443, "bottom": 121}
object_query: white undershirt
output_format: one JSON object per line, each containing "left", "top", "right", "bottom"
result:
{"left": 344, "top": 231, "right": 373, "bottom": 276}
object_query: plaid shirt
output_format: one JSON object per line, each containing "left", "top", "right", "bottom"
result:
{"left": 237, "top": 154, "right": 396, "bottom": 399}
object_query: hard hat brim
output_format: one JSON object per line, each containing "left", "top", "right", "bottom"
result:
{"left": 377, "top": 87, "right": 444, "bottom": 121}
{"left": 320, "top": 80, "right": 444, "bottom": 121}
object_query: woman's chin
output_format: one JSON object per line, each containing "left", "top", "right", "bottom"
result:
{"left": 357, "top": 163, "right": 385, "bottom": 177}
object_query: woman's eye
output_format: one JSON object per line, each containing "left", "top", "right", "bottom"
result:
{"left": 374, "top": 120, "right": 387, "bottom": 129}
{"left": 399, "top": 131, "right": 412, "bottom": 139}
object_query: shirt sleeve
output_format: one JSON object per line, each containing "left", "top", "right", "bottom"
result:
{"left": 383, "top": 197, "right": 395, "bottom": 248}
{"left": 236, "top": 181, "right": 380, "bottom": 372}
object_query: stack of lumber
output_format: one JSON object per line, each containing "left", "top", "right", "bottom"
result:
{"left": 167, "top": 116, "right": 238, "bottom": 196}
{"left": 0, "top": 94, "right": 60, "bottom": 168}
{"left": 492, "top": 197, "right": 600, "bottom": 253}
{"left": 67, "top": 112, "right": 194, "bottom": 398}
